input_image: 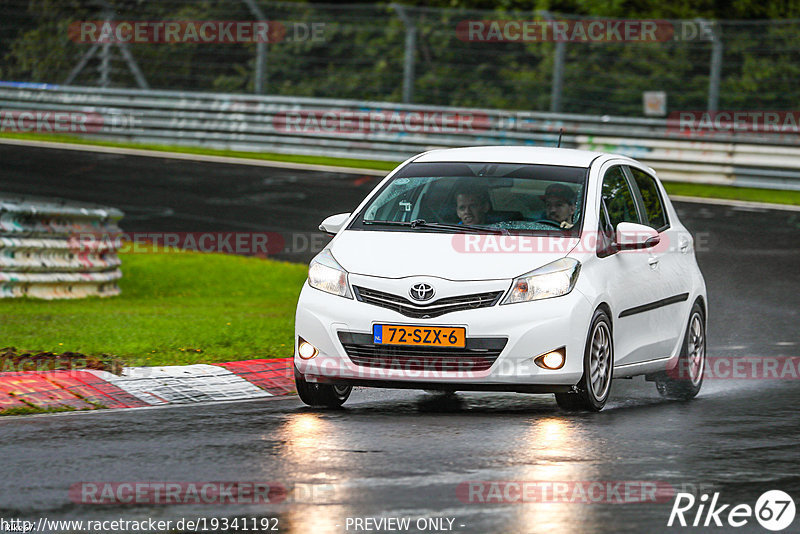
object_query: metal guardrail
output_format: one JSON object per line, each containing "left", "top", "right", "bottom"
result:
{"left": 3, "top": 3, "right": 798, "bottom": 117}
{"left": 1, "top": 82, "right": 800, "bottom": 190}
{"left": 0, "top": 195, "right": 123, "bottom": 299}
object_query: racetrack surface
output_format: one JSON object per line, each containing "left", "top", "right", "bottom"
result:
{"left": 1, "top": 144, "right": 798, "bottom": 533}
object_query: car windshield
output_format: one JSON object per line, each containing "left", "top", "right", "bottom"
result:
{"left": 351, "top": 162, "right": 588, "bottom": 235}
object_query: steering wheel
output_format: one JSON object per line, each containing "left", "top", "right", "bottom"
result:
{"left": 530, "top": 219, "right": 564, "bottom": 229}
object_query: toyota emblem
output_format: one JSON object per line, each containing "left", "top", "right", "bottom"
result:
{"left": 409, "top": 283, "right": 435, "bottom": 301}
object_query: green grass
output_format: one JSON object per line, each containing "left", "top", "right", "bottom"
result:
{"left": 0, "top": 405, "right": 79, "bottom": 416}
{"left": 662, "top": 181, "right": 800, "bottom": 206}
{"left": 0, "top": 131, "right": 397, "bottom": 171}
{"left": 0, "top": 249, "right": 307, "bottom": 367}
{"left": 4, "top": 131, "right": 799, "bottom": 205}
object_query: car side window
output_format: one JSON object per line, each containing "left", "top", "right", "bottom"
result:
{"left": 628, "top": 167, "right": 669, "bottom": 231}
{"left": 601, "top": 166, "right": 639, "bottom": 228}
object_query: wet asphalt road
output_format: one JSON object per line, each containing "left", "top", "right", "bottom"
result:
{"left": 0, "top": 144, "right": 799, "bottom": 533}
{"left": 0, "top": 143, "right": 378, "bottom": 263}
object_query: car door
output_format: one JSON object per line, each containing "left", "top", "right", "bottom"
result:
{"left": 595, "top": 163, "right": 661, "bottom": 366}
{"left": 625, "top": 165, "right": 690, "bottom": 353}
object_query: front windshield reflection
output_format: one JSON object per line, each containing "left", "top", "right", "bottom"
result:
{"left": 354, "top": 162, "right": 588, "bottom": 235}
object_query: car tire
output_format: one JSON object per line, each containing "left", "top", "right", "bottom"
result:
{"left": 294, "top": 366, "right": 352, "bottom": 408}
{"left": 655, "top": 303, "right": 705, "bottom": 400}
{"left": 554, "top": 309, "right": 614, "bottom": 412}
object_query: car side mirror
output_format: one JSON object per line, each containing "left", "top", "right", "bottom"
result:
{"left": 319, "top": 213, "right": 351, "bottom": 236}
{"left": 614, "top": 222, "right": 660, "bottom": 250}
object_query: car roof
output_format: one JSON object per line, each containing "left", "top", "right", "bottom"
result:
{"left": 412, "top": 146, "right": 624, "bottom": 168}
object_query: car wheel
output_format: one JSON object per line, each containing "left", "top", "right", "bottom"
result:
{"left": 294, "top": 366, "right": 352, "bottom": 408}
{"left": 555, "top": 309, "right": 614, "bottom": 412}
{"left": 655, "top": 303, "right": 705, "bottom": 400}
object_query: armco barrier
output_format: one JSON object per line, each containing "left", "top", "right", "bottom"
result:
{"left": 0, "top": 196, "right": 123, "bottom": 299}
{"left": 1, "top": 82, "right": 800, "bottom": 190}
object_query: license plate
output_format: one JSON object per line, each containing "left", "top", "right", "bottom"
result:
{"left": 373, "top": 324, "right": 466, "bottom": 348}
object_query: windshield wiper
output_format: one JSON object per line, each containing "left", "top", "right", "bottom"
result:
{"left": 363, "top": 219, "right": 508, "bottom": 235}
{"left": 414, "top": 220, "right": 510, "bottom": 235}
{"left": 362, "top": 219, "right": 413, "bottom": 226}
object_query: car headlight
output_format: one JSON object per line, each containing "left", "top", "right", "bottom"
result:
{"left": 502, "top": 258, "right": 581, "bottom": 304}
{"left": 308, "top": 249, "right": 352, "bottom": 298}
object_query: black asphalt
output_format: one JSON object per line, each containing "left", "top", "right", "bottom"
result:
{"left": 1, "top": 144, "right": 379, "bottom": 263}
{"left": 0, "top": 143, "right": 798, "bottom": 534}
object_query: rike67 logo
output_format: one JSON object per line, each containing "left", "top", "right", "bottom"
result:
{"left": 668, "top": 490, "right": 796, "bottom": 531}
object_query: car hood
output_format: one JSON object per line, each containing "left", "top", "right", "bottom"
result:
{"left": 330, "top": 230, "right": 579, "bottom": 281}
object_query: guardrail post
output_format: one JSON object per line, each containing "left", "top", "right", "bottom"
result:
{"left": 99, "top": 17, "right": 111, "bottom": 89}
{"left": 254, "top": 41, "right": 267, "bottom": 94}
{"left": 393, "top": 4, "right": 416, "bottom": 104}
{"left": 707, "top": 21, "right": 723, "bottom": 112}
{"left": 551, "top": 41, "right": 565, "bottom": 113}
{"left": 243, "top": 0, "right": 268, "bottom": 94}
{"left": 541, "top": 12, "right": 565, "bottom": 113}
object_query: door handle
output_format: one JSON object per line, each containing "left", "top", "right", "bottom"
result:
{"left": 679, "top": 238, "right": 690, "bottom": 253}
{"left": 648, "top": 257, "right": 659, "bottom": 269}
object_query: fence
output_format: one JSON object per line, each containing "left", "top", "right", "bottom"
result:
{"left": 0, "top": 195, "right": 123, "bottom": 299}
{"left": 2, "top": 82, "right": 800, "bottom": 190}
{"left": 0, "top": 2, "right": 799, "bottom": 117}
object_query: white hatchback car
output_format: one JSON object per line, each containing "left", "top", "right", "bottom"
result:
{"left": 294, "top": 147, "right": 707, "bottom": 411}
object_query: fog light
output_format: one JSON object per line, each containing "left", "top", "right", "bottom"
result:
{"left": 535, "top": 349, "right": 565, "bottom": 370}
{"left": 298, "top": 337, "right": 318, "bottom": 359}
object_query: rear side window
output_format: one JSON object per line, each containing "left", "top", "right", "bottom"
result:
{"left": 601, "top": 166, "right": 639, "bottom": 228}
{"left": 629, "top": 167, "right": 668, "bottom": 230}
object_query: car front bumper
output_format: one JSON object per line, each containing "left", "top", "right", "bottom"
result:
{"left": 294, "top": 276, "right": 594, "bottom": 392}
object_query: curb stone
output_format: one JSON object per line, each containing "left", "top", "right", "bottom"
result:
{"left": 0, "top": 358, "right": 295, "bottom": 414}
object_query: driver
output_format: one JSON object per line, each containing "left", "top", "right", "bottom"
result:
{"left": 455, "top": 187, "right": 492, "bottom": 225}
{"left": 540, "top": 183, "right": 576, "bottom": 228}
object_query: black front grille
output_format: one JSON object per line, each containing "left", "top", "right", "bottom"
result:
{"left": 353, "top": 286, "right": 503, "bottom": 319}
{"left": 338, "top": 332, "right": 507, "bottom": 372}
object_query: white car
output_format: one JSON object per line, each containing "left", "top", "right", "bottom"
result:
{"left": 294, "top": 147, "right": 707, "bottom": 411}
